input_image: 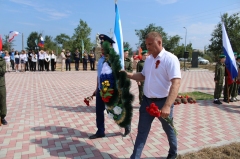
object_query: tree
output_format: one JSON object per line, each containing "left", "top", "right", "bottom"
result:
{"left": 2, "top": 35, "right": 15, "bottom": 51}
{"left": 72, "top": 19, "right": 92, "bottom": 54}
{"left": 26, "top": 32, "right": 39, "bottom": 51}
{"left": 44, "top": 35, "right": 57, "bottom": 51}
{"left": 135, "top": 23, "right": 193, "bottom": 58}
{"left": 54, "top": 33, "right": 71, "bottom": 49}
{"left": 135, "top": 23, "right": 167, "bottom": 50}
{"left": 209, "top": 12, "right": 240, "bottom": 61}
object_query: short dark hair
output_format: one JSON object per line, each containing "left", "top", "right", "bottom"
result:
{"left": 146, "top": 32, "right": 162, "bottom": 40}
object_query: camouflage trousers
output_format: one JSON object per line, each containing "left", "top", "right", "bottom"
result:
{"left": 224, "top": 82, "right": 238, "bottom": 99}
{"left": 214, "top": 83, "right": 223, "bottom": 99}
{"left": 0, "top": 86, "right": 7, "bottom": 118}
{"left": 138, "top": 82, "right": 144, "bottom": 105}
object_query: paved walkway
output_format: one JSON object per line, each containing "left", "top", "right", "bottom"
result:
{"left": 0, "top": 70, "right": 240, "bottom": 159}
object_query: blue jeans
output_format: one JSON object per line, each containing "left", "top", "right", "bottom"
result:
{"left": 130, "top": 96, "right": 177, "bottom": 159}
{"left": 96, "top": 89, "right": 105, "bottom": 135}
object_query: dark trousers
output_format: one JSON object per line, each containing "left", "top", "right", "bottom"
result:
{"left": 25, "top": 61, "right": 29, "bottom": 71}
{"left": 10, "top": 60, "right": 14, "bottom": 70}
{"left": 66, "top": 59, "right": 71, "bottom": 71}
{"left": 83, "top": 59, "right": 87, "bottom": 70}
{"left": 45, "top": 61, "right": 49, "bottom": 71}
{"left": 29, "top": 60, "right": 32, "bottom": 71}
{"left": 130, "top": 96, "right": 177, "bottom": 159}
{"left": 138, "top": 82, "right": 144, "bottom": 104}
{"left": 32, "top": 62, "right": 36, "bottom": 71}
{"left": 96, "top": 89, "right": 105, "bottom": 135}
{"left": 90, "top": 60, "right": 95, "bottom": 70}
{"left": 51, "top": 59, "right": 55, "bottom": 71}
{"left": 39, "top": 59, "right": 44, "bottom": 71}
{"left": 0, "top": 86, "right": 7, "bottom": 119}
{"left": 214, "top": 83, "right": 223, "bottom": 99}
{"left": 75, "top": 58, "right": 80, "bottom": 70}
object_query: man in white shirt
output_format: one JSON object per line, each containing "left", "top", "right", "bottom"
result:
{"left": 126, "top": 32, "right": 181, "bottom": 159}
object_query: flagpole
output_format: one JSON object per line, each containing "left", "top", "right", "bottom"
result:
{"left": 22, "top": 33, "right": 24, "bottom": 50}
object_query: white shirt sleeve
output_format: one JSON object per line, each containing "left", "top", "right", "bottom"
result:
{"left": 166, "top": 55, "right": 181, "bottom": 80}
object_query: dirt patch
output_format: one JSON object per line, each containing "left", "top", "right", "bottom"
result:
{"left": 177, "top": 142, "right": 240, "bottom": 159}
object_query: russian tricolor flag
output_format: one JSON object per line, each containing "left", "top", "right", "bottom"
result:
{"left": 38, "top": 36, "right": 44, "bottom": 48}
{"left": 113, "top": 2, "right": 124, "bottom": 69}
{"left": 222, "top": 22, "right": 238, "bottom": 85}
{"left": 8, "top": 31, "right": 19, "bottom": 42}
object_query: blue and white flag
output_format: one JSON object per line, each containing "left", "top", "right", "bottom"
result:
{"left": 222, "top": 22, "right": 238, "bottom": 84}
{"left": 113, "top": 2, "right": 124, "bottom": 69}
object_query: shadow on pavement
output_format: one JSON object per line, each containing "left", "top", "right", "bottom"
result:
{"left": 46, "top": 105, "right": 96, "bottom": 113}
{"left": 30, "top": 126, "right": 124, "bottom": 159}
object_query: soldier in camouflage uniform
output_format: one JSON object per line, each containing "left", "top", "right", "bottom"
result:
{"left": 124, "top": 48, "right": 133, "bottom": 73}
{"left": 223, "top": 52, "right": 238, "bottom": 102}
{"left": 136, "top": 50, "right": 148, "bottom": 105}
{"left": 0, "top": 55, "right": 7, "bottom": 125}
{"left": 213, "top": 54, "right": 226, "bottom": 104}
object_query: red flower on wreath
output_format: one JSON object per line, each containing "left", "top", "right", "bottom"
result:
{"left": 155, "top": 60, "right": 160, "bottom": 69}
{"left": 146, "top": 102, "right": 178, "bottom": 135}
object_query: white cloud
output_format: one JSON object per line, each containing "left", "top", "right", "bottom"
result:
{"left": 187, "top": 22, "right": 215, "bottom": 35}
{"left": 9, "top": 0, "right": 37, "bottom": 7}
{"left": 155, "top": 0, "right": 178, "bottom": 5}
{"left": 10, "top": 0, "right": 70, "bottom": 20}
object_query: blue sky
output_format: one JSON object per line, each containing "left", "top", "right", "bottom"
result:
{"left": 1, "top": 0, "right": 240, "bottom": 52}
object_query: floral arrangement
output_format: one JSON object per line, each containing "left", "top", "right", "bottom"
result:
{"left": 84, "top": 96, "right": 93, "bottom": 106}
{"left": 155, "top": 60, "right": 160, "bottom": 68}
{"left": 146, "top": 103, "right": 177, "bottom": 135}
{"left": 98, "top": 41, "right": 134, "bottom": 128}
{"left": 174, "top": 95, "right": 196, "bottom": 105}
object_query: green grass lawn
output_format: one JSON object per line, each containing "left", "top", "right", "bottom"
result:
{"left": 179, "top": 91, "right": 213, "bottom": 100}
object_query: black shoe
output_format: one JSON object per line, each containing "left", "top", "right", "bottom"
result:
{"left": 230, "top": 99, "right": 234, "bottom": 102}
{"left": 1, "top": 118, "right": 8, "bottom": 125}
{"left": 89, "top": 133, "right": 105, "bottom": 139}
{"left": 213, "top": 100, "right": 220, "bottom": 104}
{"left": 123, "top": 127, "right": 131, "bottom": 137}
{"left": 166, "top": 153, "right": 177, "bottom": 159}
{"left": 223, "top": 99, "right": 228, "bottom": 103}
{"left": 217, "top": 100, "right": 222, "bottom": 104}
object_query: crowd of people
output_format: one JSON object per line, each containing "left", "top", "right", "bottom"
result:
{"left": 213, "top": 53, "right": 240, "bottom": 104}
{"left": 0, "top": 49, "right": 57, "bottom": 72}
{"left": 0, "top": 48, "right": 97, "bottom": 72}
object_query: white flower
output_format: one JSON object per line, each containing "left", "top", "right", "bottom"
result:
{"left": 101, "top": 62, "right": 112, "bottom": 74}
{"left": 108, "top": 113, "right": 114, "bottom": 119}
{"left": 113, "top": 106, "right": 122, "bottom": 115}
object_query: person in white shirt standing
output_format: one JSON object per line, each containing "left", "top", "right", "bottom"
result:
{"left": 39, "top": 50, "right": 45, "bottom": 71}
{"left": 31, "top": 51, "right": 37, "bottom": 72}
{"left": 61, "top": 49, "right": 66, "bottom": 72}
{"left": 20, "top": 50, "right": 27, "bottom": 72}
{"left": 50, "top": 50, "right": 57, "bottom": 71}
{"left": 45, "top": 51, "right": 50, "bottom": 71}
{"left": 126, "top": 32, "right": 181, "bottom": 159}
{"left": 14, "top": 51, "right": 20, "bottom": 72}
{"left": 4, "top": 51, "right": 11, "bottom": 72}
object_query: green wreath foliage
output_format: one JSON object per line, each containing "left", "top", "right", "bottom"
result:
{"left": 101, "top": 41, "right": 134, "bottom": 127}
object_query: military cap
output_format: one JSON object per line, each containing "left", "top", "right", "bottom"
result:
{"left": 124, "top": 48, "right": 129, "bottom": 52}
{"left": 141, "top": 50, "right": 148, "bottom": 55}
{"left": 219, "top": 54, "right": 226, "bottom": 58}
{"left": 99, "top": 34, "right": 115, "bottom": 45}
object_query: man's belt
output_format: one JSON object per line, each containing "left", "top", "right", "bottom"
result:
{"left": 145, "top": 95, "right": 167, "bottom": 101}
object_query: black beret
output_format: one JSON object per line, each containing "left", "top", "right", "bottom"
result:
{"left": 99, "top": 34, "right": 115, "bottom": 45}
